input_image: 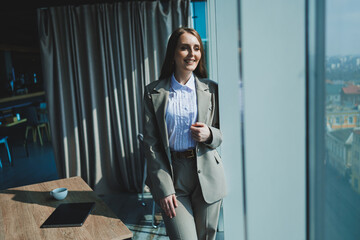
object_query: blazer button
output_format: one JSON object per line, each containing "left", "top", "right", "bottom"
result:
{"left": 197, "top": 170, "right": 201, "bottom": 174}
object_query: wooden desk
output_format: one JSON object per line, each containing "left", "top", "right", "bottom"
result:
{"left": 2, "top": 118, "right": 27, "bottom": 127}
{"left": 0, "top": 177, "right": 133, "bottom": 240}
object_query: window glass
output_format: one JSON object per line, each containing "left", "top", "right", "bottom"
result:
{"left": 191, "top": 1, "right": 225, "bottom": 236}
{"left": 325, "top": 0, "right": 360, "bottom": 239}
{"left": 191, "top": 1, "right": 209, "bottom": 72}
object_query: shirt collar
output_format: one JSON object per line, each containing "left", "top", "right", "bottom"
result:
{"left": 171, "top": 73, "right": 196, "bottom": 92}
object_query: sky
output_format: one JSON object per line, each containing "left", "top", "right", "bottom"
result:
{"left": 326, "top": 0, "right": 360, "bottom": 56}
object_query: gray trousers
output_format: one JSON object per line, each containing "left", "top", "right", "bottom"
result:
{"left": 161, "top": 156, "right": 222, "bottom": 240}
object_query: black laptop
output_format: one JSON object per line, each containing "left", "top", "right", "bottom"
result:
{"left": 40, "top": 202, "right": 96, "bottom": 228}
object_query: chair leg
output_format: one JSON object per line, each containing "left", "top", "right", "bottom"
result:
{"left": 37, "top": 126, "right": 43, "bottom": 146}
{"left": 25, "top": 126, "right": 30, "bottom": 139}
{"left": 41, "top": 124, "right": 50, "bottom": 142}
{"left": 32, "top": 128, "right": 37, "bottom": 143}
{"left": 4, "top": 140, "right": 11, "bottom": 166}
{"left": 23, "top": 127, "right": 30, "bottom": 157}
{"left": 151, "top": 200, "right": 158, "bottom": 229}
{"left": 141, "top": 160, "right": 147, "bottom": 207}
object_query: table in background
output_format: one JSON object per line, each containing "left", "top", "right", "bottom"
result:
{"left": 0, "top": 91, "right": 45, "bottom": 105}
{"left": 0, "top": 177, "right": 133, "bottom": 240}
{"left": 2, "top": 118, "right": 27, "bottom": 127}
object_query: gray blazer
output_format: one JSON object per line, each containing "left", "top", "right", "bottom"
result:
{"left": 143, "top": 76, "right": 226, "bottom": 204}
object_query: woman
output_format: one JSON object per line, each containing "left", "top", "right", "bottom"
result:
{"left": 143, "top": 27, "right": 226, "bottom": 240}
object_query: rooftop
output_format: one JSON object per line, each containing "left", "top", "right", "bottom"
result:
{"left": 328, "top": 128, "right": 353, "bottom": 143}
{"left": 342, "top": 85, "right": 360, "bottom": 95}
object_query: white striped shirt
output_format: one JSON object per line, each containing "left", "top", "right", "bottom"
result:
{"left": 165, "top": 74, "right": 198, "bottom": 151}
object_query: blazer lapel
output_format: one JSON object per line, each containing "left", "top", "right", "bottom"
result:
{"left": 150, "top": 78, "right": 171, "bottom": 160}
{"left": 196, "top": 77, "right": 211, "bottom": 124}
{"left": 149, "top": 76, "right": 211, "bottom": 161}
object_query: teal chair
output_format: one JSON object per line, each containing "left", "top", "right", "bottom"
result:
{"left": 23, "top": 106, "right": 50, "bottom": 146}
{"left": 0, "top": 136, "right": 12, "bottom": 168}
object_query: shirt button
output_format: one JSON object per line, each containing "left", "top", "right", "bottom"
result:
{"left": 197, "top": 170, "right": 201, "bottom": 174}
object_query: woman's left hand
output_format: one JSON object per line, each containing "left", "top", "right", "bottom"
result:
{"left": 190, "top": 122, "right": 211, "bottom": 142}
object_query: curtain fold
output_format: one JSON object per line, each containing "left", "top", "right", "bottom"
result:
{"left": 37, "top": 0, "right": 191, "bottom": 194}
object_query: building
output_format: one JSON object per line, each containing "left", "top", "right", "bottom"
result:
{"left": 351, "top": 130, "right": 360, "bottom": 193}
{"left": 341, "top": 84, "right": 360, "bottom": 105}
{"left": 326, "top": 83, "right": 342, "bottom": 105}
{"left": 326, "top": 128, "right": 353, "bottom": 176}
{"left": 326, "top": 106, "right": 360, "bottom": 130}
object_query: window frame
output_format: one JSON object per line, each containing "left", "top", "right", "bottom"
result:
{"left": 307, "top": 0, "right": 326, "bottom": 239}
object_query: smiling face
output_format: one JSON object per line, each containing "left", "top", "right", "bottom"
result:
{"left": 173, "top": 32, "right": 202, "bottom": 77}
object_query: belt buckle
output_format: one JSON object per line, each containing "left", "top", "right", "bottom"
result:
{"left": 187, "top": 149, "right": 195, "bottom": 158}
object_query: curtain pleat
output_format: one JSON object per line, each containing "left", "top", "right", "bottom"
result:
{"left": 37, "top": 0, "right": 191, "bottom": 194}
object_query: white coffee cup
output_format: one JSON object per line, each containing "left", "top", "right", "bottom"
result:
{"left": 50, "top": 188, "right": 68, "bottom": 200}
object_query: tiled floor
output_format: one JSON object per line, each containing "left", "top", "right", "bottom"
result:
{"left": 100, "top": 192, "right": 168, "bottom": 240}
{"left": 0, "top": 140, "right": 58, "bottom": 190}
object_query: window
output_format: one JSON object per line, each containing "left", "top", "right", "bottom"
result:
{"left": 236, "top": 0, "right": 306, "bottom": 239}
{"left": 208, "top": 0, "right": 360, "bottom": 239}
{"left": 315, "top": 0, "right": 360, "bottom": 238}
{"left": 335, "top": 117, "right": 340, "bottom": 124}
{"left": 191, "top": 1, "right": 209, "bottom": 73}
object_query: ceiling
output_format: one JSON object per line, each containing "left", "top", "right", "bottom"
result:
{"left": 0, "top": 0, "right": 132, "bottom": 48}
{"left": 0, "top": 0, "right": 197, "bottom": 48}
{"left": 0, "top": 0, "right": 124, "bottom": 12}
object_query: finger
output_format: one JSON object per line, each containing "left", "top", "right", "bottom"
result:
{"left": 167, "top": 201, "right": 176, "bottom": 218}
{"left": 191, "top": 127, "right": 201, "bottom": 134}
{"left": 190, "top": 126, "right": 199, "bottom": 132}
{"left": 160, "top": 197, "right": 171, "bottom": 215}
{"left": 165, "top": 208, "right": 171, "bottom": 217}
{"left": 192, "top": 131, "right": 202, "bottom": 139}
{"left": 191, "top": 133, "right": 200, "bottom": 142}
{"left": 162, "top": 200, "right": 168, "bottom": 211}
{"left": 193, "top": 122, "right": 205, "bottom": 127}
{"left": 173, "top": 195, "right": 178, "bottom": 208}
{"left": 164, "top": 203, "right": 171, "bottom": 217}
{"left": 191, "top": 126, "right": 202, "bottom": 131}
{"left": 160, "top": 200, "right": 165, "bottom": 210}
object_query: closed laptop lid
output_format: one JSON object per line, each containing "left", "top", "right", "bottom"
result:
{"left": 40, "top": 202, "right": 96, "bottom": 228}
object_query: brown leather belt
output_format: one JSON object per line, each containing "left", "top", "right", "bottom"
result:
{"left": 171, "top": 149, "right": 196, "bottom": 159}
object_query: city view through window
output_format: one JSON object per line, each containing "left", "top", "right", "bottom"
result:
{"left": 324, "top": 0, "right": 360, "bottom": 239}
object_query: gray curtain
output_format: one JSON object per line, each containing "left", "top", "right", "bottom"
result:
{"left": 37, "top": 0, "right": 191, "bottom": 194}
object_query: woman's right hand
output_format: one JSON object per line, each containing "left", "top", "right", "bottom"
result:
{"left": 160, "top": 194, "right": 178, "bottom": 218}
